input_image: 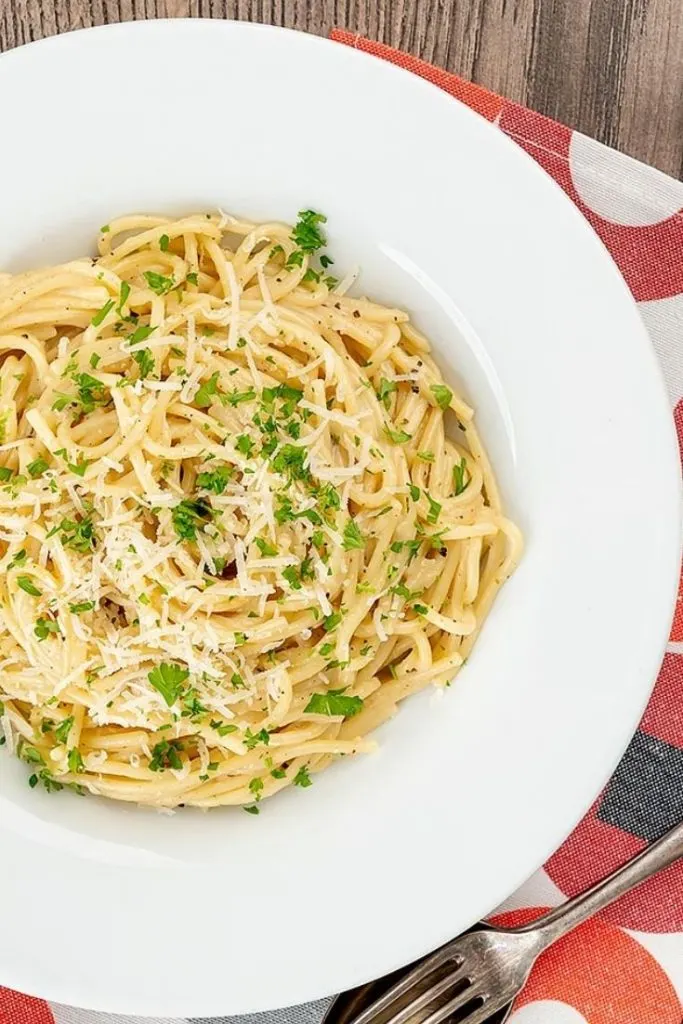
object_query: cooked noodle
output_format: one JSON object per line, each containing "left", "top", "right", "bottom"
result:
{"left": 0, "top": 210, "right": 521, "bottom": 809}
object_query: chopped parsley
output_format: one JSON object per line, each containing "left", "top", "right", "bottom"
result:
{"left": 243, "top": 804, "right": 260, "bottom": 815}
{"left": 171, "top": 498, "right": 212, "bottom": 541}
{"left": 131, "top": 348, "right": 154, "bottom": 379}
{"left": 29, "top": 769, "right": 64, "bottom": 793}
{"left": 305, "top": 689, "right": 363, "bottom": 718}
{"left": 285, "top": 249, "right": 304, "bottom": 268}
{"left": 255, "top": 537, "right": 278, "bottom": 557}
{"left": 430, "top": 383, "right": 453, "bottom": 410}
{"left": 226, "top": 387, "right": 256, "bottom": 407}
{"left": 404, "top": 537, "right": 423, "bottom": 562}
{"left": 426, "top": 494, "right": 442, "bottom": 524}
{"left": 74, "top": 372, "right": 109, "bottom": 414}
{"left": 91, "top": 298, "right": 115, "bottom": 327}
{"left": 27, "top": 457, "right": 49, "bottom": 478}
{"left": 417, "top": 451, "right": 435, "bottom": 462}
{"left": 46, "top": 513, "right": 97, "bottom": 553}
{"left": 21, "top": 743, "right": 44, "bottom": 765}
{"left": 377, "top": 378, "right": 398, "bottom": 408}
{"left": 342, "top": 520, "right": 365, "bottom": 551}
{"left": 147, "top": 662, "right": 190, "bottom": 706}
{"left": 453, "top": 457, "right": 469, "bottom": 495}
{"left": 391, "top": 583, "right": 422, "bottom": 601}
{"left": 293, "top": 765, "right": 312, "bottom": 787}
{"left": 17, "top": 575, "right": 41, "bottom": 596}
{"left": 271, "top": 444, "right": 310, "bottom": 482}
{"left": 149, "top": 739, "right": 184, "bottom": 772}
{"left": 196, "top": 464, "right": 233, "bottom": 494}
{"left": 274, "top": 496, "right": 322, "bottom": 526}
{"left": 116, "top": 281, "right": 131, "bottom": 317}
{"left": 128, "top": 324, "right": 157, "bottom": 346}
{"left": 69, "top": 600, "right": 95, "bottom": 614}
{"left": 8, "top": 549, "right": 27, "bottom": 569}
{"left": 54, "top": 717, "right": 74, "bottom": 744}
{"left": 322, "top": 611, "right": 342, "bottom": 632}
{"left": 67, "top": 454, "right": 90, "bottom": 477}
{"left": 34, "top": 616, "right": 60, "bottom": 641}
{"left": 314, "top": 483, "right": 341, "bottom": 517}
{"left": 211, "top": 720, "right": 238, "bottom": 736}
{"left": 249, "top": 777, "right": 264, "bottom": 801}
{"left": 143, "top": 270, "right": 175, "bottom": 295}
{"left": 52, "top": 393, "right": 70, "bottom": 412}
{"left": 181, "top": 689, "right": 208, "bottom": 718}
{"left": 67, "top": 749, "right": 84, "bottom": 770}
{"left": 282, "top": 565, "right": 302, "bottom": 590}
{"left": 384, "top": 426, "right": 412, "bottom": 445}
{"left": 235, "top": 434, "right": 255, "bottom": 458}
{"left": 261, "top": 383, "right": 303, "bottom": 413}
{"left": 186, "top": 271, "right": 199, "bottom": 285}
{"left": 195, "top": 371, "right": 221, "bottom": 408}
{"left": 291, "top": 209, "right": 327, "bottom": 253}
{"left": 159, "top": 234, "right": 170, "bottom": 252}
{"left": 244, "top": 727, "right": 270, "bottom": 750}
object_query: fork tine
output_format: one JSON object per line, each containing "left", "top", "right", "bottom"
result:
{"left": 364, "top": 966, "right": 470, "bottom": 1024}
{"left": 418, "top": 985, "right": 485, "bottom": 1024}
{"left": 350, "top": 948, "right": 463, "bottom": 1024}
{"left": 450, "top": 997, "right": 504, "bottom": 1024}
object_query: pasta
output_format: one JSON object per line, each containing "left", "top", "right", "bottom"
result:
{"left": 0, "top": 210, "right": 521, "bottom": 810}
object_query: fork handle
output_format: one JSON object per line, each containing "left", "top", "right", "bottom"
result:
{"left": 523, "top": 818, "right": 683, "bottom": 950}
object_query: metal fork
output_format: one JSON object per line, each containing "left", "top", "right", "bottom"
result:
{"left": 345, "top": 818, "right": 683, "bottom": 1024}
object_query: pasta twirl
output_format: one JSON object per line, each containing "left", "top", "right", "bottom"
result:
{"left": 0, "top": 210, "right": 521, "bottom": 809}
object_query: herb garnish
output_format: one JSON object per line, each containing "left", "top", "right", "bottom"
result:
{"left": 147, "top": 662, "right": 189, "bottom": 706}
{"left": 133, "top": 348, "right": 155, "bottom": 379}
{"left": 149, "top": 739, "right": 184, "bottom": 772}
{"left": 143, "top": 270, "right": 175, "bottom": 295}
{"left": 453, "top": 457, "right": 469, "bottom": 495}
{"left": 305, "top": 689, "right": 363, "bottom": 717}
{"left": 17, "top": 575, "right": 41, "bottom": 596}
{"left": 384, "top": 426, "right": 412, "bottom": 445}
{"left": 342, "top": 520, "right": 365, "bottom": 551}
{"left": 293, "top": 764, "right": 312, "bottom": 787}
{"left": 430, "top": 383, "right": 453, "bottom": 410}
{"left": 291, "top": 209, "right": 327, "bottom": 253}
{"left": 172, "top": 498, "right": 212, "bottom": 541}
{"left": 196, "top": 464, "right": 233, "bottom": 495}
{"left": 27, "top": 457, "right": 48, "bottom": 478}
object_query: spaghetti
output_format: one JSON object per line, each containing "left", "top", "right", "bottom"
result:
{"left": 0, "top": 210, "right": 521, "bottom": 809}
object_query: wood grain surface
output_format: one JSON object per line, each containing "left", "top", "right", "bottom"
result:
{"left": 3, "top": 0, "right": 683, "bottom": 178}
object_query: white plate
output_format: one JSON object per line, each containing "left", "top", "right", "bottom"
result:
{"left": 0, "top": 19, "right": 679, "bottom": 1018}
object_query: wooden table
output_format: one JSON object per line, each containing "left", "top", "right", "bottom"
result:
{"left": 4, "top": 0, "right": 683, "bottom": 179}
